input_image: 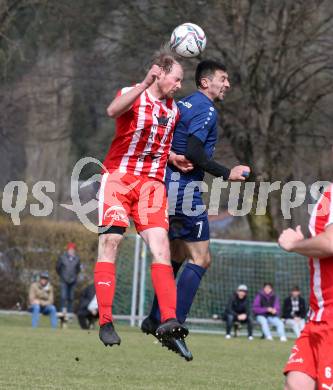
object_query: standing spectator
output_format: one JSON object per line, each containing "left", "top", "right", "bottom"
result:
{"left": 282, "top": 286, "right": 306, "bottom": 337}
{"left": 56, "top": 242, "right": 81, "bottom": 314}
{"left": 224, "top": 284, "right": 253, "bottom": 340}
{"left": 28, "top": 271, "right": 57, "bottom": 328}
{"left": 77, "top": 284, "right": 99, "bottom": 329}
{"left": 253, "top": 282, "right": 287, "bottom": 341}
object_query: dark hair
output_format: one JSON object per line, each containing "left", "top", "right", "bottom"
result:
{"left": 291, "top": 286, "right": 300, "bottom": 292}
{"left": 150, "top": 47, "right": 180, "bottom": 74}
{"left": 195, "top": 60, "right": 227, "bottom": 88}
{"left": 263, "top": 282, "right": 273, "bottom": 288}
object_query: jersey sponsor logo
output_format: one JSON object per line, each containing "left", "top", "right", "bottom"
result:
{"left": 322, "top": 384, "right": 333, "bottom": 390}
{"left": 103, "top": 205, "right": 129, "bottom": 225}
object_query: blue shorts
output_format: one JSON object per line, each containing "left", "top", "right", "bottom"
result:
{"left": 166, "top": 166, "right": 210, "bottom": 242}
{"left": 169, "top": 213, "right": 209, "bottom": 242}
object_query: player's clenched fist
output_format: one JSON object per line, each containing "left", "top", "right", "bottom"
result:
{"left": 278, "top": 226, "right": 304, "bottom": 252}
{"left": 228, "top": 165, "right": 250, "bottom": 181}
{"left": 142, "top": 65, "right": 162, "bottom": 88}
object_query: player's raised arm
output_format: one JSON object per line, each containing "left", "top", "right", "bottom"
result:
{"left": 107, "top": 65, "right": 162, "bottom": 118}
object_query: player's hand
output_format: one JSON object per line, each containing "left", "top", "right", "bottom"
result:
{"left": 141, "top": 65, "right": 162, "bottom": 88}
{"left": 238, "top": 314, "right": 246, "bottom": 321}
{"left": 278, "top": 225, "right": 304, "bottom": 252}
{"left": 169, "top": 153, "right": 194, "bottom": 173}
{"left": 228, "top": 165, "right": 251, "bottom": 181}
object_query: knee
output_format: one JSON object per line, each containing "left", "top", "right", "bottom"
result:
{"left": 153, "top": 236, "right": 170, "bottom": 259}
{"left": 98, "top": 234, "right": 123, "bottom": 259}
{"left": 192, "top": 252, "right": 211, "bottom": 269}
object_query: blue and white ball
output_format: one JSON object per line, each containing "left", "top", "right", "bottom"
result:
{"left": 170, "top": 23, "right": 206, "bottom": 58}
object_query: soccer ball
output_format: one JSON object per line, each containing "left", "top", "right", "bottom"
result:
{"left": 170, "top": 23, "right": 206, "bottom": 58}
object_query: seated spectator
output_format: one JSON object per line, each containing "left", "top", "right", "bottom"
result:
{"left": 77, "top": 284, "right": 98, "bottom": 329}
{"left": 282, "top": 286, "right": 306, "bottom": 337}
{"left": 224, "top": 284, "right": 253, "bottom": 340}
{"left": 253, "top": 282, "right": 287, "bottom": 342}
{"left": 28, "top": 271, "right": 57, "bottom": 328}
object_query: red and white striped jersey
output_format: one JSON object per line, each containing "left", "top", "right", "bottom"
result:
{"left": 102, "top": 86, "right": 179, "bottom": 182}
{"left": 308, "top": 183, "right": 333, "bottom": 322}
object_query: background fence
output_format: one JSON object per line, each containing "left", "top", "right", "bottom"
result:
{"left": 0, "top": 226, "right": 309, "bottom": 333}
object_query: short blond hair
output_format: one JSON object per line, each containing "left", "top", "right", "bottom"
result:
{"left": 150, "top": 47, "right": 180, "bottom": 74}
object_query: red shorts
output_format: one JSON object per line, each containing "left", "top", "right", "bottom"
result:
{"left": 284, "top": 321, "right": 333, "bottom": 387}
{"left": 98, "top": 170, "right": 168, "bottom": 232}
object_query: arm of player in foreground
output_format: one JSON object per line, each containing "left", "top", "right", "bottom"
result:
{"left": 278, "top": 224, "right": 333, "bottom": 258}
{"left": 107, "top": 65, "right": 162, "bottom": 118}
{"left": 185, "top": 135, "right": 250, "bottom": 180}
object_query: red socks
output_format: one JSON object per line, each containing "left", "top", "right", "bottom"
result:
{"left": 151, "top": 263, "right": 176, "bottom": 322}
{"left": 94, "top": 262, "right": 116, "bottom": 326}
{"left": 95, "top": 262, "right": 176, "bottom": 325}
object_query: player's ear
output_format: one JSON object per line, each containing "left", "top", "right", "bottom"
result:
{"left": 200, "top": 77, "right": 209, "bottom": 89}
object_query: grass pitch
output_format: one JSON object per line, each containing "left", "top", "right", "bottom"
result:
{"left": 0, "top": 315, "right": 291, "bottom": 390}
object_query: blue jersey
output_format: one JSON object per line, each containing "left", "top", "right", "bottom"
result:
{"left": 169, "top": 90, "right": 218, "bottom": 181}
{"left": 166, "top": 91, "right": 219, "bottom": 242}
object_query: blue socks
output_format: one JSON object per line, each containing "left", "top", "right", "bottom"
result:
{"left": 176, "top": 263, "right": 206, "bottom": 324}
{"left": 148, "top": 262, "right": 206, "bottom": 324}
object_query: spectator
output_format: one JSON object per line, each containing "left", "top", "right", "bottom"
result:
{"left": 282, "top": 286, "right": 306, "bottom": 337}
{"left": 253, "top": 282, "right": 287, "bottom": 342}
{"left": 77, "top": 284, "right": 99, "bottom": 329}
{"left": 28, "top": 271, "right": 57, "bottom": 328}
{"left": 224, "top": 284, "right": 253, "bottom": 340}
{"left": 56, "top": 242, "right": 81, "bottom": 314}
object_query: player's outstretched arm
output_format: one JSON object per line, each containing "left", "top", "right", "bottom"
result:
{"left": 185, "top": 135, "right": 250, "bottom": 180}
{"left": 278, "top": 224, "right": 333, "bottom": 258}
{"left": 107, "top": 65, "right": 162, "bottom": 118}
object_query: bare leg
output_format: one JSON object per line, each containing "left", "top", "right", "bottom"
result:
{"left": 284, "top": 372, "right": 316, "bottom": 390}
{"left": 97, "top": 233, "right": 123, "bottom": 263}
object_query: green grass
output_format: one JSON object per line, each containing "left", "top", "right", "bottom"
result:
{"left": 0, "top": 315, "right": 291, "bottom": 390}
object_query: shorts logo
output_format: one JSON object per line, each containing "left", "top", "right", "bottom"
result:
{"left": 104, "top": 205, "right": 129, "bottom": 225}
{"left": 288, "top": 357, "right": 304, "bottom": 364}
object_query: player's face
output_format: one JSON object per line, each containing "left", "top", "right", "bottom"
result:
{"left": 206, "top": 70, "right": 230, "bottom": 101}
{"left": 159, "top": 63, "right": 183, "bottom": 98}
